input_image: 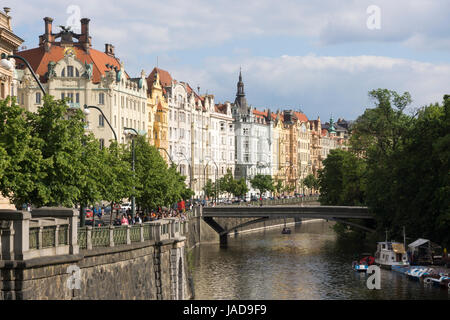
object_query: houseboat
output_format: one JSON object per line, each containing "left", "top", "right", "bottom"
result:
{"left": 375, "top": 241, "right": 409, "bottom": 269}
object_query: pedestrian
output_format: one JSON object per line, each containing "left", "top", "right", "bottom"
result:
{"left": 127, "top": 214, "right": 133, "bottom": 225}
{"left": 121, "top": 215, "right": 128, "bottom": 225}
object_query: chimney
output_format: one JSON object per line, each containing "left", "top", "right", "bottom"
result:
{"left": 43, "top": 17, "right": 54, "bottom": 51}
{"left": 80, "top": 18, "right": 91, "bottom": 51}
{"left": 105, "top": 43, "right": 115, "bottom": 57}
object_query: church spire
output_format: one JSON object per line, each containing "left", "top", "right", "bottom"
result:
{"left": 236, "top": 67, "right": 245, "bottom": 97}
{"left": 234, "top": 68, "right": 248, "bottom": 113}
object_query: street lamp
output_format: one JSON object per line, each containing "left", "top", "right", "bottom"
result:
{"left": 124, "top": 127, "right": 138, "bottom": 218}
{"left": 157, "top": 147, "right": 174, "bottom": 166}
{"left": 83, "top": 105, "right": 117, "bottom": 142}
{"left": 300, "top": 160, "right": 312, "bottom": 196}
{"left": 204, "top": 158, "right": 219, "bottom": 204}
{"left": 1, "top": 53, "right": 46, "bottom": 96}
{"left": 177, "top": 152, "right": 192, "bottom": 191}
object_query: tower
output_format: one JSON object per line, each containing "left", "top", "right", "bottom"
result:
{"left": 234, "top": 68, "right": 249, "bottom": 114}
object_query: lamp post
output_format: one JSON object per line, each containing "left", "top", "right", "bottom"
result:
{"left": 204, "top": 158, "right": 219, "bottom": 204}
{"left": 81, "top": 105, "right": 118, "bottom": 227}
{"left": 124, "top": 127, "right": 138, "bottom": 219}
{"left": 300, "top": 160, "right": 312, "bottom": 196}
{"left": 177, "top": 152, "right": 192, "bottom": 190}
{"left": 1, "top": 53, "right": 46, "bottom": 95}
{"left": 157, "top": 147, "right": 174, "bottom": 166}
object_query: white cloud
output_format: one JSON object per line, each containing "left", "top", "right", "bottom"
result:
{"left": 9, "top": 0, "right": 450, "bottom": 53}
{"left": 171, "top": 55, "right": 450, "bottom": 120}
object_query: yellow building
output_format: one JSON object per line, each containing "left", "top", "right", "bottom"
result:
{"left": 0, "top": 8, "right": 23, "bottom": 209}
{"left": 147, "top": 67, "right": 170, "bottom": 162}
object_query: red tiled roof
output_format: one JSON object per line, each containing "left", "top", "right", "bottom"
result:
{"left": 294, "top": 111, "right": 308, "bottom": 122}
{"left": 16, "top": 44, "right": 125, "bottom": 83}
{"left": 253, "top": 109, "right": 268, "bottom": 118}
{"left": 215, "top": 104, "right": 228, "bottom": 114}
{"left": 147, "top": 67, "right": 173, "bottom": 88}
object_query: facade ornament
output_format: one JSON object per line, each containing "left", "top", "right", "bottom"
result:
{"left": 82, "top": 61, "right": 93, "bottom": 79}
{"left": 44, "top": 61, "right": 56, "bottom": 81}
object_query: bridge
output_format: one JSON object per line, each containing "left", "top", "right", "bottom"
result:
{"left": 199, "top": 205, "right": 374, "bottom": 245}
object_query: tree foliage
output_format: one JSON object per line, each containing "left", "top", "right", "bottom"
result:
{"left": 318, "top": 89, "right": 450, "bottom": 247}
{"left": 250, "top": 174, "right": 274, "bottom": 197}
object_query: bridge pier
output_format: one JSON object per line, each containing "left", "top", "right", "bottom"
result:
{"left": 219, "top": 234, "right": 228, "bottom": 247}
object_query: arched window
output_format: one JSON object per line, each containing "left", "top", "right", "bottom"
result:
{"left": 61, "top": 68, "right": 65, "bottom": 77}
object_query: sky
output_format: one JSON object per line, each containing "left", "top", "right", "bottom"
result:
{"left": 8, "top": 0, "right": 450, "bottom": 121}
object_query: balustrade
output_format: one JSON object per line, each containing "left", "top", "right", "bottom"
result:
{"left": 0, "top": 208, "right": 188, "bottom": 261}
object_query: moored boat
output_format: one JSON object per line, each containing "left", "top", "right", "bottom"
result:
{"left": 405, "top": 267, "right": 433, "bottom": 281}
{"left": 352, "top": 254, "right": 375, "bottom": 272}
{"left": 375, "top": 241, "right": 409, "bottom": 269}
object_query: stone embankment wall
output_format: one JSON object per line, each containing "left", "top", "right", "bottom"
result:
{"left": 0, "top": 209, "right": 192, "bottom": 300}
{"left": 0, "top": 238, "right": 192, "bottom": 300}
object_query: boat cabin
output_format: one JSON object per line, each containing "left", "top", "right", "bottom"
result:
{"left": 375, "top": 241, "right": 409, "bottom": 268}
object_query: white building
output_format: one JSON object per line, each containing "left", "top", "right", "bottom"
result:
{"left": 232, "top": 71, "right": 273, "bottom": 198}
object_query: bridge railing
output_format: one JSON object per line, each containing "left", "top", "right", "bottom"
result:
{"left": 0, "top": 208, "right": 188, "bottom": 261}
{"left": 215, "top": 195, "right": 320, "bottom": 207}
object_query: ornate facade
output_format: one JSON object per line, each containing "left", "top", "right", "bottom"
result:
{"left": 15, "top": 17, "right": 147, "bottom": 148}
{"left": 0, "top": 8, "right": 23, "bottom": 209}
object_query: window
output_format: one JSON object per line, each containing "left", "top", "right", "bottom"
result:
{"left": 114, "top": 115, "right": 117, "bottom": 128}
{"left": 36, "top": 92, "right": 41, "bottom": 104}
{"left": 75, "top": 68, "right": 79, "bottom": 77}
{"left": 99, "top": 139, "right": 105, "bottom": 150}
{"left": 67, "top": 93, "right": 74, "bottom": 102}
{"left": 67, "top": 66, "right": 74, "bottom": 77}
{"left": 76, "top": 93, "right": 80, "bottom": 103}
{"left": 0, "top": 83, "right": 4, "bottom": 99}
{"left": 61, "top": 68, "right": 65, "bottom": 77}
{"left": 61, "top": 93, "right": 65, "bottom": 100}
{"left": 99, "top": 93, "right": 105, "bottom": 105}
{"left": 99, "top": 115, "right": 104, "bottom": 127}
{"left": 243, "top": 128, "right": 249, "bottom": 135}
{"left": 220, "top": 122, "right": 225, "bottom": 131}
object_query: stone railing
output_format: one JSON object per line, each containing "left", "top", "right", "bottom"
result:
{"left": 0, "top": 207, "right": 189, "bottom": 260}
{"left": 0, "top": 208, "right": 79, "bottom": 261}
{"left": 214, "top": 195, "right": 320, "bottom": 206}
{"left": 77, "top": 218, "right": 188, "bottom": 250}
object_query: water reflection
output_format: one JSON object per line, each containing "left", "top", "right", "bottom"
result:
{"left": 191, "top": 220, "right": 450, "bottom": 300}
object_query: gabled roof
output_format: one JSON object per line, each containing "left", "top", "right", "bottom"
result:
{"left": 16, "top": 44, "right": 126, "bottom": 83}
{"left": 293, "top": 111, "right": 308, "bottom": 122}
{"left": 147, "top": 67, "right": 173, "bottom": 88}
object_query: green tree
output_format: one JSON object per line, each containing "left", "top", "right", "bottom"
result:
{"left": 101, "top": 141, "right": 135, "bottom": 220}
{"left": 0, "top": 96, "right": 95, "bottom": 207}
{"left": 0, "top": 96, "right": 43, "bottom": 207}
{"left": 231, "top": 177, "right": 249, "bottom": 198}
{"left": 302, "top": 174, "right": 318, "bottom": 194}
{"left": 274, "top": 179, "right": 284, "bottom": 196}
{"left": 318, "top": 149, "right": 366, "bottom": 206}
{"left": 203, "top": 179, "right": 217, "bottom": 199}
{"left": 250, "top": 174, "right": 274, "bottom": 198}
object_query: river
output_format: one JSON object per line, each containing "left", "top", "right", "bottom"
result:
{"left": 190, "top": 220, "right": 450, "bottom": 300}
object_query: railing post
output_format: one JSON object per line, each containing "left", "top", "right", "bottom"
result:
{"left": 126, "top": 225, "right": 131, "bottom": 245}
{"left": 0, "top": 221, "right": 14, "bottom": 260}
{"left": 54, "top": 225, "right": 60, "bottom": 247}
{"left": 140, "top": 224, "right": 144, "bottom": 242}
{"left": 109, "top": 225, "right": 114, "bottom": 247}
{"left": 86, "top": 226, "right": 92, "bottom": 250}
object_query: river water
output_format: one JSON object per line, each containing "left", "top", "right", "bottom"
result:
{"left": 190, "top": 220, "right": 450, "bottom": 300}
